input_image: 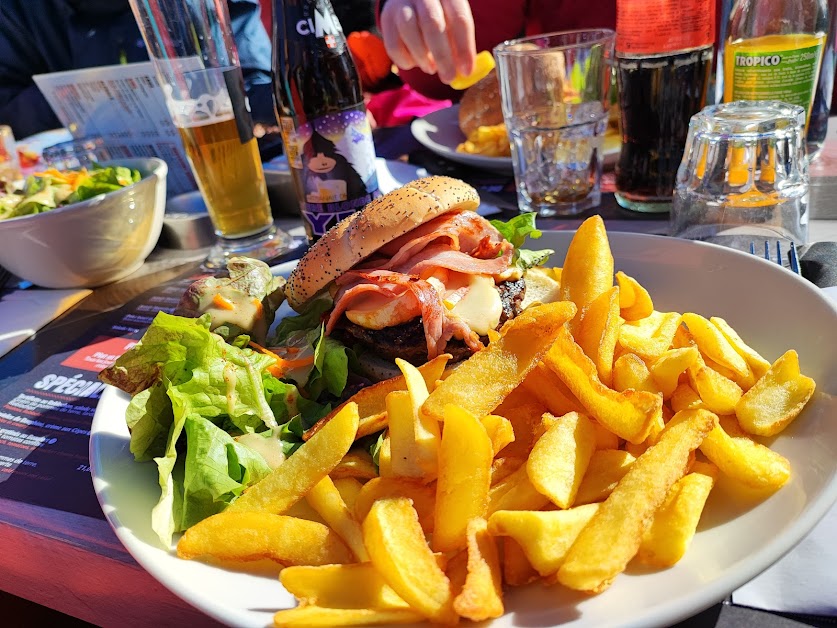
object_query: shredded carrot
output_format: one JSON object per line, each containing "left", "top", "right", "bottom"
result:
{"left": 250, "top": 340, "right": 314, "bottom": 377}
{"left": 212, "top": 293, "right": 236, "bottom": 310}
{"left": 252, "top": 298, "right": 264, "bottom": 317}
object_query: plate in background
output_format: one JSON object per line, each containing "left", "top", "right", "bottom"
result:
{"left": 411, "top": 105, "right": 621, "bottom": 174}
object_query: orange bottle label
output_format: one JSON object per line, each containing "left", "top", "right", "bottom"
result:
{"left": 616, "top": 0, "right": 715, "bottom": 55}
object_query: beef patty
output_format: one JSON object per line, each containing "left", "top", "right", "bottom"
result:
{"left": 334, "top": 278, "right": 526, "bottom": 364}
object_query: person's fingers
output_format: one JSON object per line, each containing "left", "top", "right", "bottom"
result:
{"left": 442, "top": 0, "right": 476, "bottom": 77}
{"left": 413, "top": 0, "right": 456, "bottom": 83}
{"left": 396, "top": 4, "right": 436, "bottom": 75}
{"left": 380, "top": 0, "right": 417, "bottom": 70}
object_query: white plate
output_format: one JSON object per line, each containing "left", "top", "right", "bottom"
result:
{"left": 90, "top": 231, "right": 837, "bottom": 628}
{"left": 410, "top": 105, "right": 620, "bottom": 174}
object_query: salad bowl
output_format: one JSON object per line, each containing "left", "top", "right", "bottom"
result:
{"left": 0, "top": 157, "right": 167, "bottom": 288}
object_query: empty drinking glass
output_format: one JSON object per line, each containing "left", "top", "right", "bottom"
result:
{"left": 671, "top": 101, "right": 809, "bottom": 250}
{"left": 494, "top": 30, "right": 615, "bottom": 216}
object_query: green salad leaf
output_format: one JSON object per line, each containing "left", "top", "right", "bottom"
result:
{"left": 490, "top": 213, "right": 554, "bottom": 271}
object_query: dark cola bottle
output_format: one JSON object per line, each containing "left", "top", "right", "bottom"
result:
{"left": 272, "top": 0, "right": 380, "bottom": 242}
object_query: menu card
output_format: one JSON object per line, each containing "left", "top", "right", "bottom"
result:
{"left": 33, "top": 62, "right": 197, "bottom": 195}
{"left": 0, "top": 271, "right": 204, "bottom": 518}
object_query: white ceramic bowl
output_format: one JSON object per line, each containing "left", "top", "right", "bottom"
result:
{"left": 0, "top": 157, "right": 167, "bottom": 288}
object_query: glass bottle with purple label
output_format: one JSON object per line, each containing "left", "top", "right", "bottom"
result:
{"left": 273, "top": 0, "right": 381, "bottom": 243}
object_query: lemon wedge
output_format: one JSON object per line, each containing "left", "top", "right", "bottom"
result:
{"left": 450, "top": 50, "right": 495, "bottom": 90}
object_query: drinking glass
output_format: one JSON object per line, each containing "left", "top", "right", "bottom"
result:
{"left": 129, "top": 0, "right": 291, "bottom": 268}
{"left": 494, "top": 30, "right": 615, "bottom": 216}
{"left": 671, "top": 101, "right": 809, "bottom": 250}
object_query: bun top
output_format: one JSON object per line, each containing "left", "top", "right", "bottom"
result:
{"left": 458, "top": 70, "right": 505, "bottom": 138}
{"left": 285, "top": 176, "right": 480, "bottom": 309}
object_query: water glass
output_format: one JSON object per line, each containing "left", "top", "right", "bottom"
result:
{"left": 129, "top": 0, "right": 291, "bottom": 268}
{"left": 671, "top": 101, "right": 809, "bottom": 250}
{"left": 42, "top": 137, "right": 111, "bottom": 171}
{"left": 494, "top": 30, "right": 615, "bottom": 216}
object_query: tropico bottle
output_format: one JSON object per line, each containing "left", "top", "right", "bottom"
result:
{"left": 724, "top": 0, "right": 828, "bottom": 138}
{"left": 272, "top": 0, "right": 380, "bottom": 242}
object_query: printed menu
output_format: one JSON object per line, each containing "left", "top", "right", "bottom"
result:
{"left": 33, "top": 62, "right": 198, "bottom": 195}
{"left": 0, "top": 272, "right": 203, "bottom": 518}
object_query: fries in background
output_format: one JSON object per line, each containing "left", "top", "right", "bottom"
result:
{"left": 175, "top": 216, "right": 816, "bottom": 626}
{"left": 457, "top": 123, "right": 512, "bottom": 157}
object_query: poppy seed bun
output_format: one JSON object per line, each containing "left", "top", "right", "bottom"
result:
{"left": 285, "top": 176, "right": 480, "bottom": 310}
{"left": 458, "top": 70, "right": 504, "bottom": 138}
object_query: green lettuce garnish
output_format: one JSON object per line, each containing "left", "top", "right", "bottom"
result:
{"left": 490, "top": 213, "right": 554, "bottom": 271}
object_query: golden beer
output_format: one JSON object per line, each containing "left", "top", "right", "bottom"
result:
{"left": 178, "top": 118, "right": 272, "bottom": 238}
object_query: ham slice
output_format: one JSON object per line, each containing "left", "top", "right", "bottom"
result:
{"left": 329, "top": 211, "right": 512, "bottom": 358}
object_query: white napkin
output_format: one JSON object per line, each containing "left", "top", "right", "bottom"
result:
{"left": 732, "top": 285, "right": 837, "bottom": 617}
{"left": 0, "top": 288, "right": 92, "bottom": 358}
{"left": 732, "top": 505, "right": 837, "bottom": 615}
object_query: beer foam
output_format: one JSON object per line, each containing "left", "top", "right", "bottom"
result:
{"left": 164, "top": 84, "right": 235, "bottom": 129}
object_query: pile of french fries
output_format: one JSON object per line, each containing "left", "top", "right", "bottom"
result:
{"left": 176, "top": 216, "right": 817, "bottom": 627}
{"left": 456, "top": 123, "right": 512, "bottom": 158}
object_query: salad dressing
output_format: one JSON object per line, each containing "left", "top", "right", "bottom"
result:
{"left": 198, "top": 285, "right": 266, "bottom": 340}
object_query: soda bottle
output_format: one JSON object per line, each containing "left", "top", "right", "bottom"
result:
{"left": 272, "top": 0, "right": 380, "bottom": 242}
{"left": 724, "top": 0, "right": 828, "bottom": 136}
{"left": 614, "top": 0, "right": 715, "bottom": 213}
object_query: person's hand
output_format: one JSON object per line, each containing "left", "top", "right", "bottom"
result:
{"left": 380, "top": 0, "right": 476, "bottom": 85}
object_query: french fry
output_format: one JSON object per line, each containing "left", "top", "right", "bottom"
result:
{"left": 527, "top": 412, "right": 597, "bottom": 508}
{"left": 699, "top": 415, "right": 791, "bottom": 492}
{"left": 331, "top": 450, "right": 378, "bottom": 481}
{"left": 543, "top": 327, "right": 662, "bottom": 444}
{"left": 612, "top": 353, "right": 659, "bottom": 394}
{"left": 650, "top": 347, "right": 700, "bottom": 399}
{"left": 559, "top": 215, "right": 614, "bottom": 332}
{"left": 433, "top": 405, "right": 493, "bottom": 553}
{"left": 229, "top": 403, "right": 359, "bottom": 514}
{"left": 688, "top": 357, "right": 743, "bottom": 416}
{"left": 735, "top": 350, "right": 815, "bottom": 436}
{"left": 670, "top": 382, "right": 708, "bottom": 413}
{"left": 332, "top": 477, "right": 363, "bottom": 511}
{"left": 636, "top": 463, "right": 718, "bottom": 567}
{"left": 305, "top": 355, "right": 451, "bottom": 441}
{"left": 177, "top": 511, "right": 353, "bottom": 566}
{"left": 591, "top": 420, "right": 620, "bottom": 450}
{"left": 421, "top": 301, "right": 577, "bottom": 423}
{"left": 306, "top": 476, "right": 369, "bottom": 562}
{"left": 489, "top": 504, "right": 600, "bottom": 577}
{"left": 387, "top": 391, "right": 436, "bottom": 481}
{"left": 273, "top": 606, "right": 423, "bottom": 627}
{"left": 480, "top": 414, "right": 516, "bottom": 455}
{"left": 502, "top": 537, "right": 539, "bottom": 586}
{"left": 618, "top": 311, "right": 683, "bottom": 361}
{"left": 682, "top": 313, "right": 751, "bottom": 381}
{"left": 491, "top": 456, "right": 525, "bottom": 485}
{"left": 555, "top": 409, "right": 716, "bottom": 593}
{"left": 576, "top": 286, "right": 622, "bottom": 386}
{"left": 710, "top": 316, "right": 772, "bottom": 380}
{"left": 363, "top": 497, "right": 457, "bottom": 624}
{"left": 354, "top": 477, "right": 436, "bottom": 533}
{"left": 574, "top": 449, "right": 636, "bottom": 505}
{"left": 520, "top": 362, "right": 585, "bottom": 417}
{"left": 488, "top": 464, "right": 550, "bottom": 514}
{"left": 453, "top": 518, "right": 504, "bottom": 621}
{"left": 615, "top": 271, "right": 654, "bottom": 321}
{"left": 279, "top": 563, "right": 409, "bottom": 609}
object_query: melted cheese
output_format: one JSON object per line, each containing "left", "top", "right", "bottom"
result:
{"left": 448, "top": 274, "right": 502, "bottom": 335}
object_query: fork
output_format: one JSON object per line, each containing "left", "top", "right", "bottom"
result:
{"left": 749, "top": 240, "right": 801, "bottom": 275}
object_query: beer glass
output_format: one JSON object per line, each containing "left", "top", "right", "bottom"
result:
{"left": 671, "top": 101, "right": 809, "bottom": 250}
{"left": 494, "top": 30, "right": 615, "bottom": 217}
{"left": 129, "top": 0, "right": 291, "bottom": 268}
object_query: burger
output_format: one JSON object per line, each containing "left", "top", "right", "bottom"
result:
{"left": 284, "top": 176, "right": 555, "bottom": 380}
{"left": 458, "top": 69, "right": 505, "bottom": 140}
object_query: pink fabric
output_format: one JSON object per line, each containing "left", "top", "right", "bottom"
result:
{"left": 366, "top": 84, "right": 451, "bottom": 128}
